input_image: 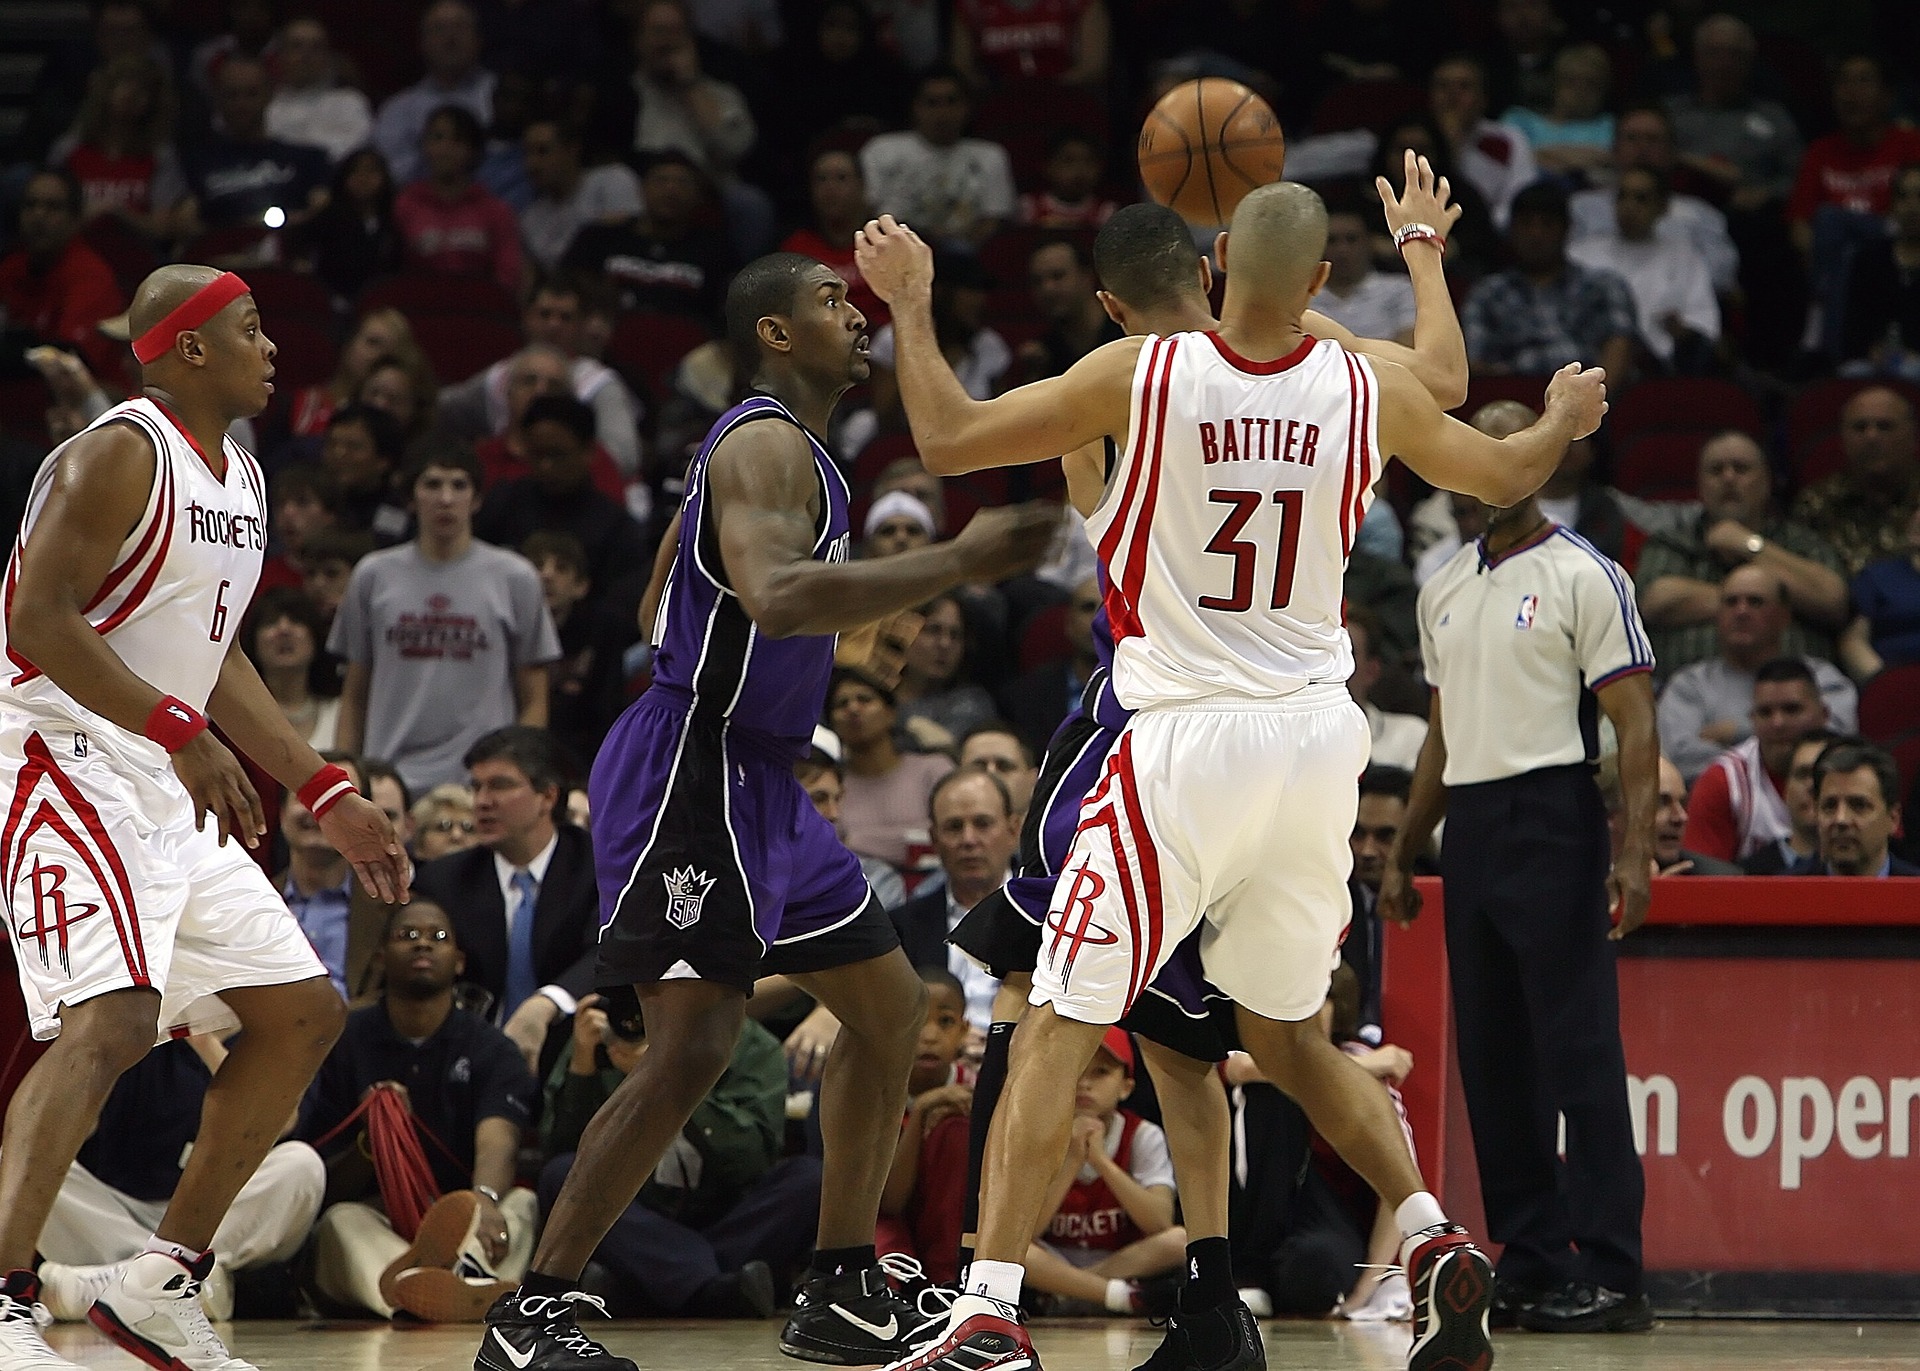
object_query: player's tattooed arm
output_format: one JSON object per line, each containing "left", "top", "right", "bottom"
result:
{"left": 707, "top": 420, "right": 1056, "bottom": 637}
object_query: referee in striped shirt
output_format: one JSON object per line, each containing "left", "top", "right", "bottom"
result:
{"left": 1380, "top": 401, "right": 1659, "bottom": 1336}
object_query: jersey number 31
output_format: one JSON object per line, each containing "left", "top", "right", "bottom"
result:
{"left": 1198, "top": 490, "right": 1303, "bottom": 613}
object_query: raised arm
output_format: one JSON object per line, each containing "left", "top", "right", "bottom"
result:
{"left": 856, "top": 215, "right": 1138, "bottom": 475}
{"left": 1376, "top": 358, "right": 1607, "bottom": 507}
{"left": 706, "top": 419, "right": 1056, "bottom": 638}
{"left": 1305, "top": 150, "right": 1469, "bottom": 409}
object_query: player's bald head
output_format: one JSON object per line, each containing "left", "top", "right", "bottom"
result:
{"left": 1470, "top": 400, "right": 1537, "bottom": 439}
{"left": 1223, "top": 183, "right": 1329, "bottom": 297}
{"left": 128, "top": 264, "right": 227, "bottom": 338}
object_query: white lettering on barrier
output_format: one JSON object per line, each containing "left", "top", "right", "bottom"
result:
{"left": 1714, "top": 1076, "right": 1920, "bottom": 1188}
{"left": 1893, "top": 1079, "right": 1920, "bottom": 1158}
{"left": 1628, "top": 1075, "right": 1678, "bottom": 1156}
{"left": 1837, "top": 1077, "right": 1884, "bottom": 1159}
{"left": 1724, "top": 1076, "right": 1776, "bottom": 1160}
{"left": 1779, "top": 1078, "right": 1834, "bottom": 1190}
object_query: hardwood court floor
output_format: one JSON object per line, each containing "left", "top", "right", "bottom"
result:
{"left": 44, "top": 1317, "right": 1920, "bottom": 1371}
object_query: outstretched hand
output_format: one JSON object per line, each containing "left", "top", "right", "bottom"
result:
{"left": 853, "top": 215, "right": 934, "bottom": 304}
{"left": 835, "top": 608, "right": 925, "bottom": 689}
{"left": 319, "top": 792, "right": 412, "bottom": 904}
{"left": 1376, "top": 150, "right": 1463, "bottom": 242}
{"left": 951, "top": 502, "right": 1062, "bottom": 583}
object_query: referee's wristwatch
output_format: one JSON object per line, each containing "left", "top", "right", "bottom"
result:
{"left": 476, "top": 1184, "right": 503, "bottom": 1204}
{"left": 1744, "top": 533, "right": 1765, "bottom": 557}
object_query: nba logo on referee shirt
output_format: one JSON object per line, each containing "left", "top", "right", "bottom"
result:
{"left": 664, "top": 867, "right": 717, "bottom": 929}
{"left": 1515, "top": 595, "right": 1539, "bottom": 629}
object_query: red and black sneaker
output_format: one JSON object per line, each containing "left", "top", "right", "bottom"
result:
{"left": 1403, "top": 1226, "right": 1494, "bottom": 1371}
{"left": 879, "top": 1298, "right": 1036, "bottom": 1371}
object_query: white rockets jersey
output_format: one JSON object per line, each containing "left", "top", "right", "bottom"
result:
{"left": 0, "top": 398, "right": 267, "bottom": 730}
{"left": 1086, "top": 332, "right": 1380, "bottom": 708}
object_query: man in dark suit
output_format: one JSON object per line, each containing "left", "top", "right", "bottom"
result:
{"left": 1788, "top": 739, "right": 1920, "bottom": 877}
{"left": 410, "top": 726, "right": 601, "bottom": 1071}
{"left": 892, "top": 769, "right": 1018, "bottom": 1032}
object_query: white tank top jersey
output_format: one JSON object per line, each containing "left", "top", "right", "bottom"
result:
{"left": 1086, "top": 332, "right": 1381, "bottom": 709}
{"left": 0, "top": 397, "right": 268, "bottom": 729}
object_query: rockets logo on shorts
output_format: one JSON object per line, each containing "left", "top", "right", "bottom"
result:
{"left": 664, "top": 867, "right": 717, "bottom": 930}
{"left": 1044, "top": 857, "right": 1118, "bottom": 984}
{"left": 15, "top": 857, "right": 100, "bottom": 976}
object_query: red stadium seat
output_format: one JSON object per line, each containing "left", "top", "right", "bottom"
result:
{"left": 1796, "top": 433, "right": 1848, "bottom": 488}
{"left": 1614, "top": 431, "right": 1705, "bottom": 501}
{"left": 942, "top": 469, "right": 1011, "bottom": 529}
{"left": 606, "top": 312, "right": 713, "bottom": 402}
{"left": 406, "top": 313, "right": 522, "bottom": 386}
{"left": 852, "top": 430, "right": 921, "bottom": 489}
{"left": 1310, "top": 79, "right": 1426, "bottom": 136}
{"left": 1859, "top": 664, "right": 1920, "bottom": 743}
{"left": 359, "top": 273, "right": 518, "bottom": 321}
{"left": 1891, "top": 734, "right": 1920, "bottom": 802}
{"left": 268, "top": 316, "right": 339, "bottom": 391}
{"left": 1455, "top": 375, "right": 1547, "bottom": 419}
{"left": 1608, "top": 377, "right": 1762, "bottom": 446}
{"left": 1786, "top": 377, "right": 1920, "bottom": 478}
{"left": 973, "top": 83, "right": 1108, "bottom": 189}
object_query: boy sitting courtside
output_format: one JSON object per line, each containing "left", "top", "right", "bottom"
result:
{"left": 878, "top": 969, "right": 974, "bottom": 1282}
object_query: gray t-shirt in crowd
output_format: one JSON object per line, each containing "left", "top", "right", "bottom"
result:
{"left": 329, "top": 540, "right": 562, "bottom": 791}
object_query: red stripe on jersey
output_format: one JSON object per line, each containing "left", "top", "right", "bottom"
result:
{"left": 1112, "top": 733, "right": 1164, "bottom": 1013}
{"left": 1205, "top": 331, "right": 1317, "bottom": 375}
{"left": 1337, "top": 354, "right": 1360, "bottom": 559}
{"left": 1095, "top": 338, "right": 1166, "bottom": 572}
{"left": 82, "top": 420, "right": 172, "bottom": 615}
{"left": 90, "top": 451, "right": 175, "bottom": 640}
{"left": 1115, "top": 339, "right": 1178, "bottom": 640}
{"left": 149, "top": 398, "right": 226, "bottom": 481}
{"left": 1080, "top": 800, "right": 1146, "bottom": 1016}
{"left": 1348, "top": 358, "right": 1376, "bottom": 562}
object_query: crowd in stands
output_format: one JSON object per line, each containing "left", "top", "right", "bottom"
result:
{"left": 2, "top": 0, "right": 1919, "bottom": 1331}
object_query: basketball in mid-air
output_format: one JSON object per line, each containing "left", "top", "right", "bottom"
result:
{"left": 1137, "top": 78, "right": 1287, "bottom": 227}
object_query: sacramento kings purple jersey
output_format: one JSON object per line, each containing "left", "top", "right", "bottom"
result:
{"left": 650, "top": 395, "right": 853, "bottom": 752}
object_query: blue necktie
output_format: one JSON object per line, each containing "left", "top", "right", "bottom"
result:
{"left": 505, "top": 868, "right": 539, "bottom": 1018}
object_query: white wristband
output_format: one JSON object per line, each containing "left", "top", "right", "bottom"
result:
{"left": 475, "top": 1184, "right": 502, "bottom": 1204}
{"left": 1393, "top": 222, "right": 1446, "bottom": 257}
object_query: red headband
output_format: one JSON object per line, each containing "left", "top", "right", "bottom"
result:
{"left": 131, "top": 272, "right": 252, "bottom": 365}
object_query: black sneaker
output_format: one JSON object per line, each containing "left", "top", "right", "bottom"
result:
{"left": 779, "top": 1266, "right": 924, "bottom": 1365}
{"left": 1517, "top": 1282, "right": 1653, "bottom": 1334}
{"left": 1486, "top": 1278, "right": 1542, "bottom": 1331}
{"left": 1403, "top": 1225, "right": 1493, "bottom": 1371}
{"left": 475, "top": 1290, "right": 635, "bottom": 1371}
{"left": 1125, "top": 1274, "right": 1183, "bottom": 1320}
{"left": 1132, "top": 1302, "right": 1264, "bottom": 1371}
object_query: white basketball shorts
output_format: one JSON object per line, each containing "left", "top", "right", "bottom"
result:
{"left": 0, "top": 713, "right": 328, "bottom": 1042}
{"left": 1031, "top": 683, "right": 1369, "bottom": 1025}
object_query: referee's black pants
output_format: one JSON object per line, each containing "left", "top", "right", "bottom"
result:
{"left": 1440, "top": 763, "right": 1645, "bottom": 1296}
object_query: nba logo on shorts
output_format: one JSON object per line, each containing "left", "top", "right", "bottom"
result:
{"left": 1515, "top": 594, "right": 1539, "bottom": 630}
{"left": 664, "top": 867, "right": 717, "bottom": 929}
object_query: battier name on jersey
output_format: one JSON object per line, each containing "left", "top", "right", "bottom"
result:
{"left": 1198, "top": 417, "right": 1322, "bottom": 467}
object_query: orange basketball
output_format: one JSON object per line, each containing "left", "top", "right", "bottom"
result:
{"left": 1137, "top": 78, "right": 1287, "bottom": 227}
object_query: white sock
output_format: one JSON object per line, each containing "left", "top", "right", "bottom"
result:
{"left": 962, "top": 1259, "right": 1024, "bottom": 1307}
{"left": 142, "top": 1237, "right": 206, "bottom": 1266}
{"left": 1394, "top": 1192, "right": 1448, "bottom": 1242}
{"left": 1104, "top": 1278, "right": 1133, "bottom": 1314}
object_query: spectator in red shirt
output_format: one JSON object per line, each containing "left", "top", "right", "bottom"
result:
{"left": 0, "top": 169, "right": 125, "bottom": 378}
{"left": 951, "top": 0, "right": 1109, "bottom": 89}
{"left": 394, "top": 104, "right": 524, "bottom": 295}
{"left": 1791, "top": 55, "right": 1920, "bottom": 356}
{"left": 48, "top": 52, "right": 188, "bottom": 239}
{"left": 1016, "top": 130, "right": 1118, "bottom": 231}
{"left": 779, "top": 146, "right": 888, "bottom": 328}
{"left": 1682, "top": 658, "right": 1831, "bottom": 864}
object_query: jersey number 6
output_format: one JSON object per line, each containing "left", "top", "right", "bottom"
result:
{"left": 209, "top": 579, "right": 232, "bottom": 642}
{"left": 1197, "top": 489, "right": 1303, "bottom": 613}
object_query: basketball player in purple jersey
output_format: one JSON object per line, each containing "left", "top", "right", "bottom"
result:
{"left": 473, "top": 254, "right": 1056, "bottom": 1371}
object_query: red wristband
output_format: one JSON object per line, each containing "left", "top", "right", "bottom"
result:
{"left": 297, "top": 764, "right": 357, "bottom": 821}
{"left": 145, "top": 696, "right": 209, "bottom": 753}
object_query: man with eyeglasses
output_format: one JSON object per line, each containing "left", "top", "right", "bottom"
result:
{"left": 302, "top": 899, "right": 539, "bottom": 1322}
{"left": 1793, "top": 385, "right": 1920, "bottom": 577}
{"left": 412, "top": 726, "right": 601, "bottom": 1074}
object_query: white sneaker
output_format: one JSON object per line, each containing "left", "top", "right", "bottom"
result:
{"left": 34, "top": 1264, "right": 122, "bottom": 1324}
{"left": 88, "top": 1253, "right": 255, "bottom": 1371}
{"left": 0, "top": 1272, "right": 86, "bottom": 1371}
{"left": 1345, "top": 1269, "right": 1413, "bottom": 1323}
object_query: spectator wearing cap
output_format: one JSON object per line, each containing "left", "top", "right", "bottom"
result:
{"left": 1681, "top": 658, "right": 1832, "bottom": 865}
{"left": 331, "top": 444, "right": 562, "bottom": 792}
{"left": 1792, "top": 386, "right": 1920, "bottom": 579}
{"left": 564, "top": 151, "right": 734, "bottom": 323}
{"left": 1463, "top": 182, "right": 1636, "bottom": 379}
{"left": 266, "top": 17, "right": 373, "bottom": 164}
{"left": 1657, "top": 564, "right": 1857, "bottom": 784}
{"left": 1790, "top": 740, "right": 1920, "bottom": 876}
{"left": 863, "top": 491, "right": 937, "bottom": 560}
{"left": 890, "top": 768, "right": 1015, "bottom": 1030}
{"left": 0, "top": 169, "right": 124, "bottom": 379}
{"left": 1637, "top": 431, "right": 1848, "bottom": 678}
{"left": 860, "top": 67, "right": 1016, "bottom": 252}
{"left": 373, "top": 0, "right": 496, "bottom": 185}
{"left": 1569, "top": 105, "right": 1740, "bottom": 293}
{"left": 519, "top": 119, "right": 643, "bottom": 271}
{"left": 827, "top": 669, "right": 954, "bottom": 870}
{"left": 439, "top": 276, "right": 644, "bottom": 483}
{"left": 537, "top": 992, "right": 819, "bottom": 1317}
